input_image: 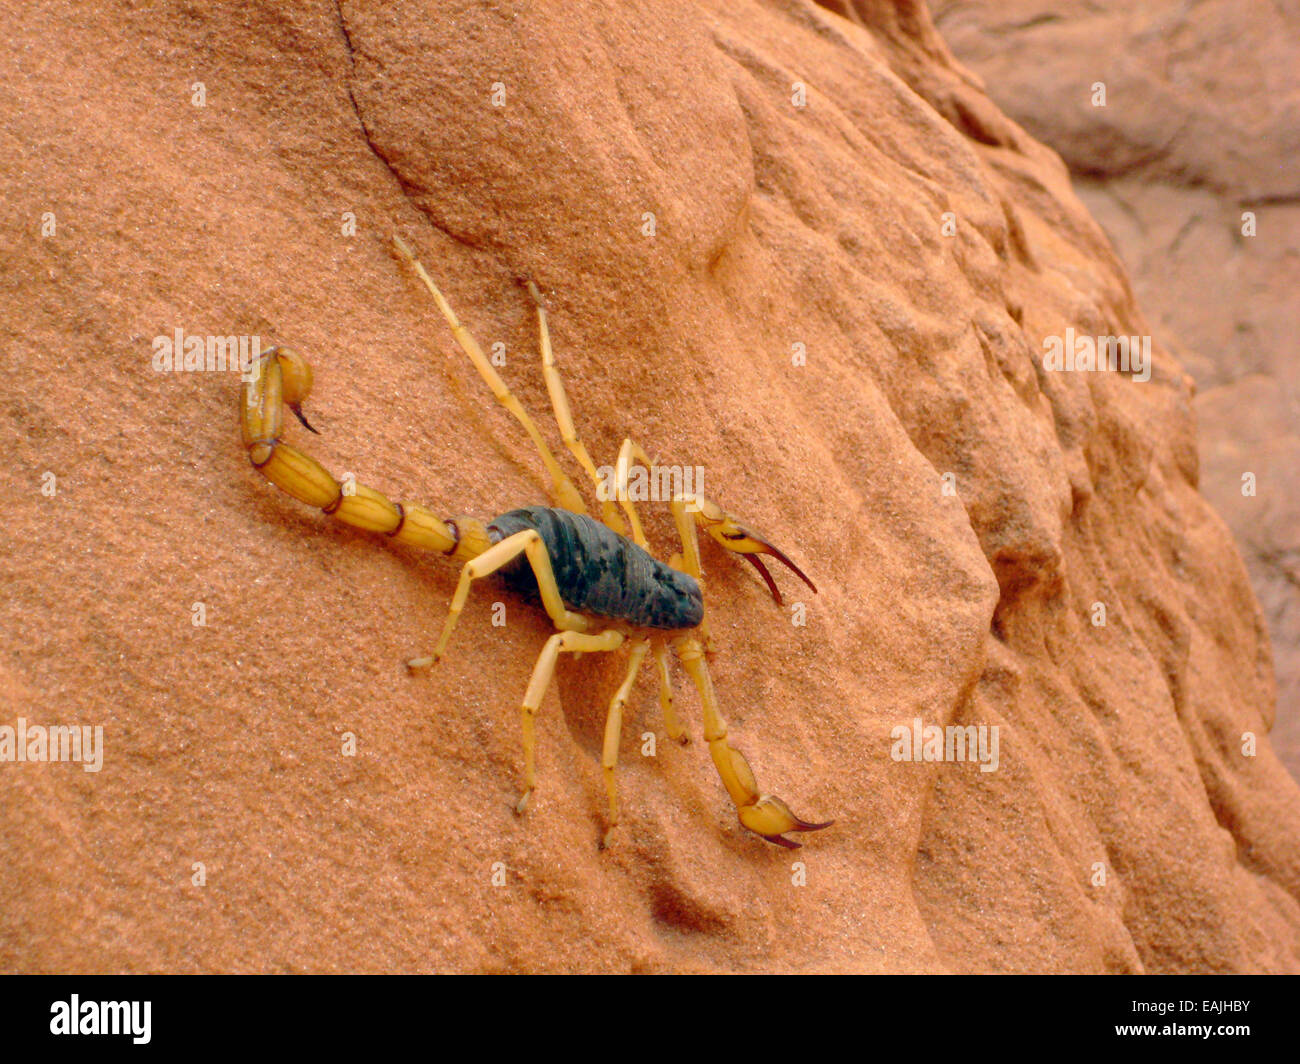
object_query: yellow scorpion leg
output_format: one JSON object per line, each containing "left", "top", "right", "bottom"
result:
{"left": 516, "top": 628, "right": 626, "bottom": 817}
{"left": 666, "top": 489, "right": 717, "bottom": 653}
{"left": 673, "top": 636, "right": 832, "bottom": 848}
{"left": 652, "top": 642, "right": 688, "bottom": 745}
{"left": 406, "top": 529, "right": 590, "bottom": 670}
{"left": 241, "top": 345, "right": 468, "bottom": 554}
{"left": 612, "top": 438, "right": 656, "bottom": 550}
{"left": 392, "top": 235, "right": 589, "bottom": 516}
{"left": 525, "top": 279, "right": 625, "bottom": 534}
{"left": 615, "top": 439, "right": 719, "bottom": 650}
{"left": 600, "top": 637, "right": 650, "bottom": 848}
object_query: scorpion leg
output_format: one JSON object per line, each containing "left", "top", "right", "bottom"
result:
{"left": 525, "top": 280, "right": 625, "bottom": 533}
{"left": 517, "top": 628, "right": 626, "bottom": 817}
{"left": 612, "top": 438, "right": 656, "bottom": 549}
{"left": 408, "top": 529, "right": 589, "bottom": 669}
{"left": 392, "top": 235, "right": 588, "bottom": 515}
{"left": 599, "top": 637, "right": 650, "bottom": 847}
{"left": 652, "top": 642, "right": 688, "bottom": 744}
{"left": 673, "top": 636, "right": 833, "bottom": 849}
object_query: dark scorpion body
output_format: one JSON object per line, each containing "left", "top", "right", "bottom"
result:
{"left": 489, "top": 506, "right": 705, "bottom": 631}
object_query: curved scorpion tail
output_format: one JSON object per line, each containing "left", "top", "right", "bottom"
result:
{"left": 674, "top": 636, "right": 834, "bottom": 848}
{"left": 240, "top": 345, "right": 475, "bottom": 555}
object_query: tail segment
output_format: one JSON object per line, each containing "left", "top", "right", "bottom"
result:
{"left": 240, "top": 345, "right": 482, "bottom": 557}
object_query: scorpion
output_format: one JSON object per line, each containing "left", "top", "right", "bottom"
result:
{"left": 239, "top": 234, "right": 833, "bottom": 849}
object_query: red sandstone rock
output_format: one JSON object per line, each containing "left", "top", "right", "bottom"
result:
{"left": 1, "top": 0, "right": 1296, "bottom": 973}
{"left": 931, "top": 0, "right": 1300, "bottom": 785}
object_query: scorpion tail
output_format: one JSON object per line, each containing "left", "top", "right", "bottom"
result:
{"left": 240, "top": 345, "right": 468, "bottom": 556}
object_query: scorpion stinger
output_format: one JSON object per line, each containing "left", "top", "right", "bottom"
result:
{"left": 289, "top": 402, "right": 320, "bottom": 435}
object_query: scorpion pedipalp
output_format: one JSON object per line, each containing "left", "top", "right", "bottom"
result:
{"left": 675, "top": 636, "right": 833, "bottom": 849}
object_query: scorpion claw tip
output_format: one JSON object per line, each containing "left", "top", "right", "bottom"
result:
{"left": 741, "top": 796, "right": 834, "bottom": 847}
{"left": 762, "top": 818, "right": 835, "bottom": 849}
{"left": 742, "top": 553, "right": 783, "bottom": 605}
{"left": 715, "top": 522, "right": 816, "bottom": 601}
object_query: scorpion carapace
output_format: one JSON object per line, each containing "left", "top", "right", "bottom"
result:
{"left": 490, "top": 506, "right": 704, "bottom": 631}
{"left": 238, "top": 234, "right": 832, "bottom": 849}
